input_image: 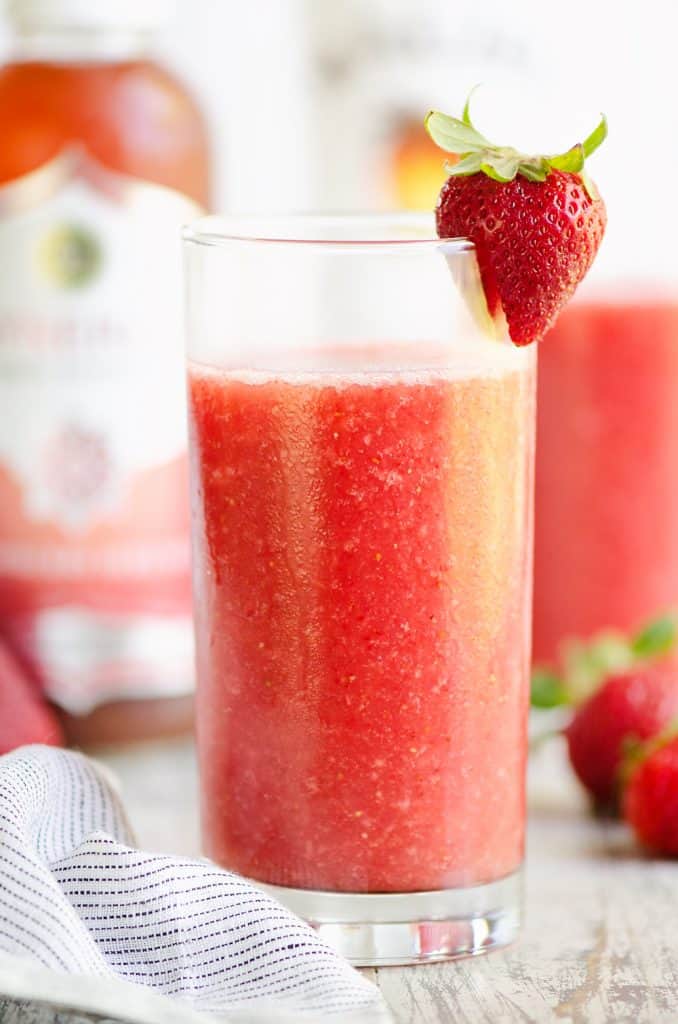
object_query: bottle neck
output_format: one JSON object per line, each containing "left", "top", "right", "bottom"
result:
{"left": 10, "top": 26, "right": 154, "bottom": 63}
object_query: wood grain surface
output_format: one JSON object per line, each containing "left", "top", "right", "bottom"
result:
{"left": 2, "top": 735, "right": 677, "bottom": 1023}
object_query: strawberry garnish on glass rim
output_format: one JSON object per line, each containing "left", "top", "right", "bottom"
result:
{"left": 425, "top": 93, "right": 608, "bottom": 346}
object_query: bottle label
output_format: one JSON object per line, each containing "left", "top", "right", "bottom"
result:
{"left": 0, "top": 151, "right": 200, "bottom": 713}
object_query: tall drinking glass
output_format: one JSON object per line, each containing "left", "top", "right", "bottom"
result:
{"left": 184, "top": 214, "right": 535, "bottom": 965}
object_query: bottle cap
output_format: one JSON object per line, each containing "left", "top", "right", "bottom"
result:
{"left": 5, "top": 0, "right": 175, "bottom": 33}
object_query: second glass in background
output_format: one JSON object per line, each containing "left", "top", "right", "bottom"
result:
{"left": 534, "top": 290, "right": 678, "bottom": 663}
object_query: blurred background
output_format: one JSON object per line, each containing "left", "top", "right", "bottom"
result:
{"left": 0, "top": 0, "right": 660, "bottom": 280}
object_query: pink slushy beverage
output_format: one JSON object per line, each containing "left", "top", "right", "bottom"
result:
{"left": 190, "top": 342, "right": 535, "bottom": 893}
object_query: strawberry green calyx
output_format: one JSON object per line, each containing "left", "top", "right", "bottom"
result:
{"left": 425, "top": 94, "right": 607, "bottom": 201}
{"left": 531, "top": 611, "right": 678, "bottom": 709}
{"left": 631, "top": 614, "right": 678, "bottom": 660}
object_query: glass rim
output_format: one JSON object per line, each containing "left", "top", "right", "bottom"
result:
{"left": 182, "top": 212, "right": 475, "bottom": 255}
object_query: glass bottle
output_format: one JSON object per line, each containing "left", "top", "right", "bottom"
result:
{"left": 0, "top": 0, "right": 210, "bottom": 744}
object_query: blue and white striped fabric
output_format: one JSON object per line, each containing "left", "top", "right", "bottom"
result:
{"left": 0, "top": 746, "right": 388, "bottom": 1023}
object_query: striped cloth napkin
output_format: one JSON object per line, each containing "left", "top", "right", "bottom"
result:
{"left": 0, "top": 746, "right": 389, "bottom": 1023}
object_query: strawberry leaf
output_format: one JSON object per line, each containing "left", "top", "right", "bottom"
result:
{"left": 424, "top": 110, "right": 491, "bottom": 154}
{"left": 579, "top": 168, "right": 599, "bottom": 201}
{"left": 518, "top": 162, "right": 549, "bottom": 183}
{"left": 549, "top": 143, "right": 585, "bottom": 174}
{"left": 582, "top": 114, "right": 608, "bottom": 158}
{"left": 631, "top": 613, "right": 678, "bottom": 660}
{"left": 483, "top": 152, "right": 521, "bottom": 181}
{"left": 531, "top": 667, "right": 569, "bottom": 709}
{"left": 445, "top": 152, "right": 484, "bottom": 176}
{"left": 462, "top": 84, "right": 481, "bottom": 127}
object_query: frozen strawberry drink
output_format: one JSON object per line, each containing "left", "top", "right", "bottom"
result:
{"left": 190, "top": 347, "right": 534, "bottom": 893}
{"left": 184, "top": 214, "right": 536, "bottom": 965}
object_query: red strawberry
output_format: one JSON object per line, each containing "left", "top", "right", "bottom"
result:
{"left": 624, "top": 734, "right": 678, "bottom": 855}
{"left": 425, "top": 97, "right": 607, "bottom": 345}
{"left": 0, "top": 640, "right": 63, "bottom": 754}
{"left": 532, "top": 613, "right": 678, "bottom": 810}
{"left": 565, "top": 666, "right": 678, "bottom": 809}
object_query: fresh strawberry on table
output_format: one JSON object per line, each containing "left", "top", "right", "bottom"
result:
{"left": 566, "top": 665, "right": 678, "bottom": 809}
{"left": 532, "top": 614, "right": 678, "bottom": 810}
{"left": 0, "top": 640, "right": 63, "bottom": 754}
{"left": 425, "top": 95, "right": 607, "bottom": 345}
{"left": 624, "top": 731, "right": 678, "bottom": 855}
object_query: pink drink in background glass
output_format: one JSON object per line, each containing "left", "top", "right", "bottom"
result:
{"left": 534, "top": 297, "right": 678, "bottom": 663}
{"left": 184, "top": 215, "right": 536, "bottom": 964}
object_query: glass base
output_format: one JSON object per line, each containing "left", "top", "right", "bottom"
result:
{"left": 256, "top": 868, "right": 522, "bottom": 967}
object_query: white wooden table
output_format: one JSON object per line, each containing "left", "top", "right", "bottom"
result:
{"left": 3, "top": 735, "right": 677, "bottom": 1023}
